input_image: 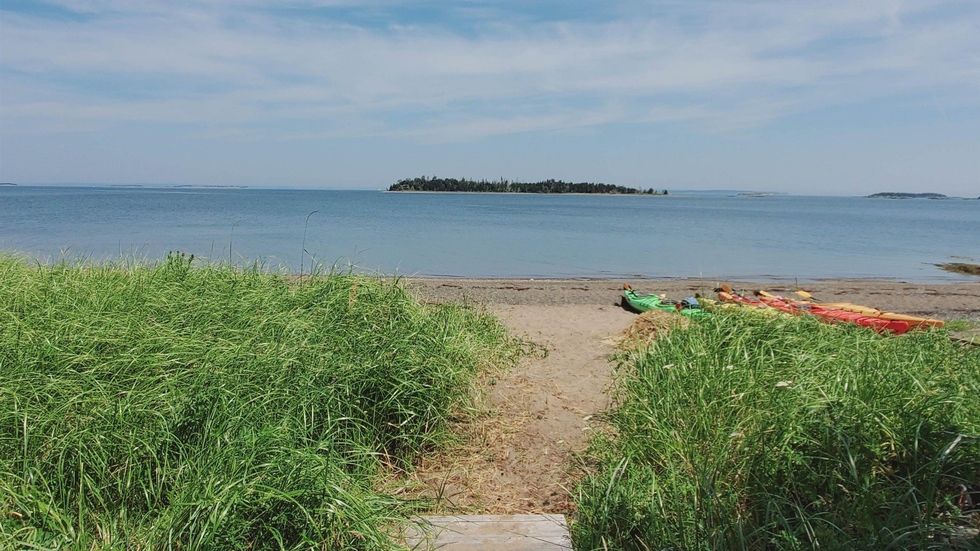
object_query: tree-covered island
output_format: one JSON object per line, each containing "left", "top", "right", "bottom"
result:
{"left": 389, "top": 176, "right": 666, "bottom": 194}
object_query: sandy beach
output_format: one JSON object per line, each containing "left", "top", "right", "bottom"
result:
{"left": 401, "top": 277, "right": 980, "bottom": 514}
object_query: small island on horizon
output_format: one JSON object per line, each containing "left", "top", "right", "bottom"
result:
{"left": 388, "top": 176, "right": 666, "bottom": 195}
{"left": 867, "top": 192, "right": 947, "bottom": 199}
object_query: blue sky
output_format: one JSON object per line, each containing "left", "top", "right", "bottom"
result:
{"left": 1, "top": 0, "right": 978, "bottom": 195}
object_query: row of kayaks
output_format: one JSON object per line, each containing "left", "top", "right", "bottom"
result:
{"left": 623, "top": 284, "right": 944, "bottom": 335}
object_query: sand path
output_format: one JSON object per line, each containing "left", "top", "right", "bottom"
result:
{"left": 407, "top": 303, "right": 633, "bottom": 513}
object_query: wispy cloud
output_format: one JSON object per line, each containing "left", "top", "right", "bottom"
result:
{"left": 1, "top": 0, "right": 979, "bottom": 142}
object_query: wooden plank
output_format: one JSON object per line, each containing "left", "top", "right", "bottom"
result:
{"left": 404, "top": 514, "right": 573, "bottom": 550}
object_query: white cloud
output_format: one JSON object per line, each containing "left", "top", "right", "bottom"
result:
{"left": 1, "top": 0, "right": 979, "bottom": 140}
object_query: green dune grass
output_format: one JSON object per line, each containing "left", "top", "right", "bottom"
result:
{"left": 0, "top": 254, "right": 517, "bottom": 549}
{"left": 574, "top": 312, "right": 979, "bottom": 550}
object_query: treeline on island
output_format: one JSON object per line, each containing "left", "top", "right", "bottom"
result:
{"left": 389, "top": 176, "right": 666, "bottom": 194}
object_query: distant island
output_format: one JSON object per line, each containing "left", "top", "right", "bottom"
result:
{"left": 389, "top": 177, "right": 666, "bottom": 195}
{"left": 867, "top": 192, "right": 947, "bottom": 199}
{"left": 0, "top": 182, "right": 16, "bottom": 186}
{"left": 173, "top": 184, "right": 248, "bottom": 189}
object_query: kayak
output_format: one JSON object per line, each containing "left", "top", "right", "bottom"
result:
{"left": 756, "top": 293, "right": 912, "bottom": 334}
{"left": 807, "top": 301, "right": 942, "bottom": 329}
{"left": 811, "top": 303, "right": 912, "bottom": 334}
{"left": 623, "top": 285, "right": 710, "bottom": 319}
{"left": 792, "top": 290, "right": 944, "bottom": 329}
{"left": 716, "top": 290, "right": 766, "bottom": 309}
{"left": 711, "top": 292, "right": 782, "bottom": 316}
{"left": 716, "top": 286, "right": 919, "bottom": 334}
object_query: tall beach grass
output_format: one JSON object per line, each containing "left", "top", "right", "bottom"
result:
{"left": 0, "top": 254, "right": 516, "bottom": 549}
{"left": 575, "top": 311, "right": 979, "bottom": 549}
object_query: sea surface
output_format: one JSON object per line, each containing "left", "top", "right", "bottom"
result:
{"left": 1, "top": 186, "right": 978, "bottom": 281}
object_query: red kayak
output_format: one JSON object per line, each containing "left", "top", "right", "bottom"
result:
{"left": 717, "top": 286, "right": 912, "bottom": 335}
{"left": 808, "top": 303, "right": 910, "bottom": 334}
{"left": 755, "top": 293, "right": 911, "bottom": 334}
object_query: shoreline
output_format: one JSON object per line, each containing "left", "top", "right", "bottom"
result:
{"left": 398, "top": 274, "right": 978, "bottom": 283}
{"left": 403, "top": 277, "right": 980, "bottom": 321}
{"left": 4, "top": 251, "right": 976, "bottom": 284}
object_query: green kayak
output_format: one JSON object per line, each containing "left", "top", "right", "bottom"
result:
{"left": 622, "top": 287, "right": 710, "bottom": 319}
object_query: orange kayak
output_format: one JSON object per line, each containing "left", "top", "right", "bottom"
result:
{"left": 716, "top": 286, "right": 929, "bottom": 335}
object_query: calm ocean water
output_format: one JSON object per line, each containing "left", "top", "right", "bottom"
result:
{"left": 1, "top": 186, "right": 977, "bottom": 281}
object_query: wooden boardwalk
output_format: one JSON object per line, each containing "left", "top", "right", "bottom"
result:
{"left": 404, "top": 514, "right": 573, "bottom": 550}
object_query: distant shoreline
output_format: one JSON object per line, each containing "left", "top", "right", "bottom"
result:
{"left": 866, "top": 192, "right": 978, "bottom": 200}
{"left": 2, "top": 185, "right": 976, "bottom": 198}
{"left": 388, "top": 176, "right": 666, "bottom": 195}
{"left": 382, "top": 190, "right": 668, "bottom": 196}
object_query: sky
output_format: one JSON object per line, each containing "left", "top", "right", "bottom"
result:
{"left": 1, "top": 0, "right": 979, "bottom": 195}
